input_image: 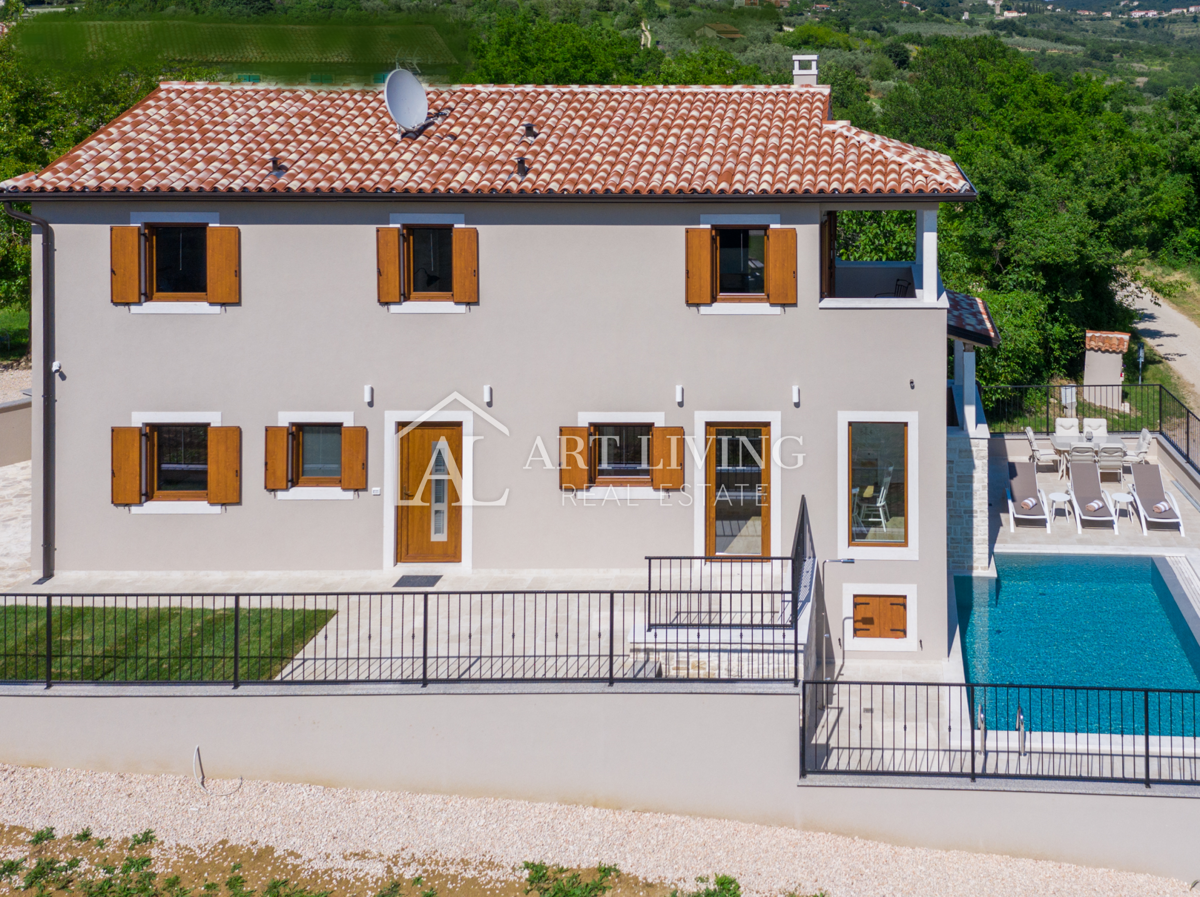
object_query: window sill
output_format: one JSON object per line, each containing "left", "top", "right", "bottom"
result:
{"left": 389, "top": 303, "right": 467, "bottom": 315}
{"left": 130, "top": 502, "right": 223, "bottom": 515}
{"left": 698, "top": 304, "right": 781, "bottom": 316}
{"left": 275, "top": 487, "right": 356, "bottom": 500}
{"left": 129, "top": 303, "right": 223, "bottom": 315}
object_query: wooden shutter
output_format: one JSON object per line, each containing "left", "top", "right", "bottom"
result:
{"left": 377, "top": 227, "right": 402, "bottom": 304}
{"left": 111, "top": 226, "right": 141, "bottom": 304}
{"left": 820, "top": 212, "right": 837, "bottom": 299}
{"left": 207, "top": 227, "right": 240, "bottom": 305}
{"left": 111, "top": 427, "right": 142, "bottom": 504}
{"left": 341, "top": 426, "right": 368, "bottom": 490}
{"left": 885, "top": 596, "right": 907, "bottom": 639}
{"left": 651, "top": 426, "right": 685, "bottom": 491}
{"left": 685, "top": 228, "right": 713, "bottom": 305}
{"left": 207, "top": 426, "right": 241, "bottom": 504}
{"left": 852, "top": 595, "right": 878, "bottom": 638}
{"left": 766, "top": 227, "right": 797, "bottom": 306}
{"left": 264, "top": 426, "right": 290, "bottom": 490}
{"left": 452, "top": 227, "right": 479, "bottom": 304}
{"left": 559, "top": 426, "right": 589, "bottom": 491}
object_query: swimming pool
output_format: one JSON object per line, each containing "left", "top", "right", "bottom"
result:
{"left": 955, "top": 554, "right": 1200, "bottom": 691}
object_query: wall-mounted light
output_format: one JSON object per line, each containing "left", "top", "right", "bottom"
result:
{"left": 792, "top": 386, "right": 801, "bottom": 407}
{"left": 363, "top": 385, "right": 373, "bottom": 405}
{"left": 675, "top": 385, "right": 684, "bottom": 406}
{"left": 484, "top": 385, "right": 494, "bottom": 407}
{"left": 910, "top": 379, "right": 915, "bottom": 390}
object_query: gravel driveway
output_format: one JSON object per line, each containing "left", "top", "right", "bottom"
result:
{"left": 0, "top": 764, "right": 1185, "bottom": 897}
{"left": 1132, "top": 285, "right": 1200, "bottom": 402}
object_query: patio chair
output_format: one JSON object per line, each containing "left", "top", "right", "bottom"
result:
{"left": 1124, "top": 428, "right": 1152, "bottom": 467}
{"left": 874, "top": 279, "right": 912, "bottom": 298}
{"left": 1066, "top": 442, "right": 1097, "bottom": 475}
{"left": 1097, "top": 443, "right": 1126, "bottom": 483}
{"left": 1082, "top": 418, "right": 1108, "bottom": 442}
{"left": 1006, "top": 461, "right": 1050, "bottom": 533}
{"left": 1025, "top": 427, "right": 1060, "bottom": 474}
{"left": 1130, "top": 463, "right": 1185, "bottom": 537}
{"left": 1068, "top": 460, "right": 1117, "bottom": 534}
{"left": 1054, "top": 418, "right": 1080, "bottom": 441}
{"left": 854, "top": 467, "right": 894, "bottom": 531}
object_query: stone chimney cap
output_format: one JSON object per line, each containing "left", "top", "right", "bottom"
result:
{"left": 793, "top": 54, "right": 819, "bottom": 87}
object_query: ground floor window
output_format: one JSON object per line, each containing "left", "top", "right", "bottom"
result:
{"left": 848, "top": 421, "right": 907, "bottom": 546}
{"left": 295, "top": 424, "right": 343, "bottom": 485}
{"left": 149, "top": 424, "right": 209, "bottom": 500}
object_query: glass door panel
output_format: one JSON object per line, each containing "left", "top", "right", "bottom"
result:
{"left": 706, "top": 424, "right": 770, "bottom": 557}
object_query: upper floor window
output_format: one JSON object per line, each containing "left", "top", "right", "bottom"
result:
{"left": 407, "top": 227, "right": 455, "bottom": 300}
{"left": 376, "top": 226, "right": 479, "bottom": 305}
{"left": 716, "top": 228, "right": 766, "bottom": 298}
{"left": 150, "top": 226, "right": 207, "bottom": 300}
{"left": 685, "top": 226, "right": 795, "bottom": 306}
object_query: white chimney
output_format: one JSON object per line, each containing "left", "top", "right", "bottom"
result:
{"left": 792, "top": 55, "right": 819, "bottom": 87}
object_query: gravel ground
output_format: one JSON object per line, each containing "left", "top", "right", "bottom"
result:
{"left": 0, "top": 460, "right": 31, "bottom": 589}
{"left": 0, "top": 364, "right": 31, "bottom": 405}
{"left": 0, "top": 764, "right": 1186, "bottom": 897}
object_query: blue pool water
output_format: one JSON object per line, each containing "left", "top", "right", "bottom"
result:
{"left": 955, "top": 554, "right": 1200, "bottom": 691}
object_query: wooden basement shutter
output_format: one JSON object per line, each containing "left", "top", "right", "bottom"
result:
{"left": 766, "top": 227, "right": 798, "bottom": 306}
{"left": 110, "top": 226, "right": 141, "bottom": 305}
{"left": 452, "top": 227, "right": 479, "bottom": 304}
{"left": 207, "top": 426, "right": 242, "bottom": 504}
{"left": 685, "top": 228, "right": 713, "bottom": 305}
{"left": 376, "top": 227, "right": 402, "bottom": 304}
{"left": 264, "top": 426, "right": 290, "bottom": 491}
{"left": 341, "top": 426, "right": 368, "bottom": 491}
{"left": 853, "top": 595, "right": 907, "bottom": 639}
{"left": 207, "top": 227, "right": 241, "bottom": 305}
{"left": 559, "top": 426, "right": 588, "bottom": 491}
{"left": 651, "top": 426, "right": 685, "bottom": 491}
{"left": 111, "top": 427, "right": 143, "bottom": 504}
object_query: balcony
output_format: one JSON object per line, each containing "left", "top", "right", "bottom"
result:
{"left": 826, "top": 260, "right": 921, "bottom": 301}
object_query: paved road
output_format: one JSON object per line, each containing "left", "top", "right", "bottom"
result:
{"left": 1132, "top": 290, "right": 1200, "bottom": 401}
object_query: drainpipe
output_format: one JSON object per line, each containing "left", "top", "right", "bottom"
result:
{"left": 3, "top": 201, "right": 54, "bottom": 581}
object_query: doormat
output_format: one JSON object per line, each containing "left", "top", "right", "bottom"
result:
{"left": 394, "top": 574, "right": 443, "bottom": 588}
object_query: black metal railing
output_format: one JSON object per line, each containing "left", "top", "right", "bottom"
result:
{"left": 644, "top": 557, "right": 793, "bottom": 629}
{"left": 0, "top": 590, "right": 808, "bottom": 686}
{"left": 980, "top": 382, "right": 1200, "bottom": 476}
{"left": 800, "top": 680, "right": 1200, "bottom": 786}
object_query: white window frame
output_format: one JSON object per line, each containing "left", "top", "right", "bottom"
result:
{"left": 384, "top": 409, "right": 476, "bottom": 572}
{"left": 695, "top": 216, "right": 786, "bottom": 316}
{"left": 275, "top": 412, "right": 356, "bottom": 501}
{"left": 127, "top": 212, "right": 224, "bottom": 315}
{"left": 692, "top": 410, "right": 783, "bottom": 558}
{"left": 842, "top": 582, "right": 918, "bottom": 653}
{"left": 128, "top": 411, "right": 223, "bottom": 514}
{"left": 837, "top": 410, "right": 919, "bottom": 561}
{"left": 386, "top": 214, "right": 469, "bottom": 314}
{"left": 575, "top": 412, "right": 666, "bottom": 500}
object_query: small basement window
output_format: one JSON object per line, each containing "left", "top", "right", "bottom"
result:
{"left": 716, "top": 228, "right": 766, "bottom": 299}
{"left": 149, "top": 424, "right": 209, "bottom": 500}
{"left": 149, "top": 226, "right": 207, "bottom": 301}
{"left": 590, "top": 424, "right": 652, "bottom": 485}
{"left": 852, "top": 594, "right": 907, "bottom": 639}
{"left": 294, "top": 424, "right": 343, "bottom": 486}
{"left": 406, "top": 226, "right": 454, "bottom": 301}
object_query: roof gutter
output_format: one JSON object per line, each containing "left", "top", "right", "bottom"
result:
{"left": 2, "top": 202, "right": 55, "bottom": 583}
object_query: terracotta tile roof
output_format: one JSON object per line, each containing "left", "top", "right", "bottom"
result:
{"left": 946, "top": 289, "right": 1000, "bottom": 348}
{"left": 0, "top": 82, "right": 973, "bottom": 197}
{"left": 1085, "top": 330, "right": 1130, "bottom": 353}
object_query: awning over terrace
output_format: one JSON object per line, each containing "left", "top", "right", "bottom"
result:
{"left": 947, "top": 289, "right": 1000, "bottom": 349}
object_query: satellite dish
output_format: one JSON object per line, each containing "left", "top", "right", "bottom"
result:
{"left": 384, "top": 69, "right": 428, "bottom": 132}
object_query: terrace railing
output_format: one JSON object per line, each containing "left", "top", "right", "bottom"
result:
{"left": 980, "top": 382, "right": 1200, "bottom": 475}
{"left": 801, "top": 680, "right": 1200, "bottom": 786}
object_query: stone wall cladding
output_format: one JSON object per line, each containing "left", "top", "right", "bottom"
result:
{"left": 947, "top": 430, "right": 990, "bottom": 572}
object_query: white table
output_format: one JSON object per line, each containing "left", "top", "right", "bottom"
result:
{"left": 1111, "top": 492, "right": 1135, "bottom": 527}
{"left": 1047, "top": 491, "right": 1072, "bottom": 524}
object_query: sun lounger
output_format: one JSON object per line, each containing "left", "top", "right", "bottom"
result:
{"left": 1130, "top": 463, "right": 1185, "bottom": 537}
{"left": 1068, "top": 460, "right": 1117, "bottom": 534}
{"left": 1007, "top": 461, "right": 1050, "bottom": 533}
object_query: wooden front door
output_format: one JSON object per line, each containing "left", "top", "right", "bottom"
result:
{"left": 705, "top": 423, "right": 771, "bottom": 558}
{"left": 398, "top": 423, "right": 463, "bottom": 563}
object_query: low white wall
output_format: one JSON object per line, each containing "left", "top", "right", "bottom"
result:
{"left": 0, "top": 398, "right": 31, "bottom": 466}
{"left": 1, "top": 688, "right": 1199, "bottom": 881}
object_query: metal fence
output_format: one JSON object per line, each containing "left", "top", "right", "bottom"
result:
{"left": 801, "top": 680, "right": 1200, "bottom": 786}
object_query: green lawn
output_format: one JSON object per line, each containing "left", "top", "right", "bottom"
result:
{"left": 0, "top": 307, "right": 30, "bottom": 362}
{"left": 0, "top": 605, "right": 336, "bottom": 682}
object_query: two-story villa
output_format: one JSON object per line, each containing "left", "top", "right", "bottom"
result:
{"left": 1, "top": 56, "right": 997, "bottom": 669}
